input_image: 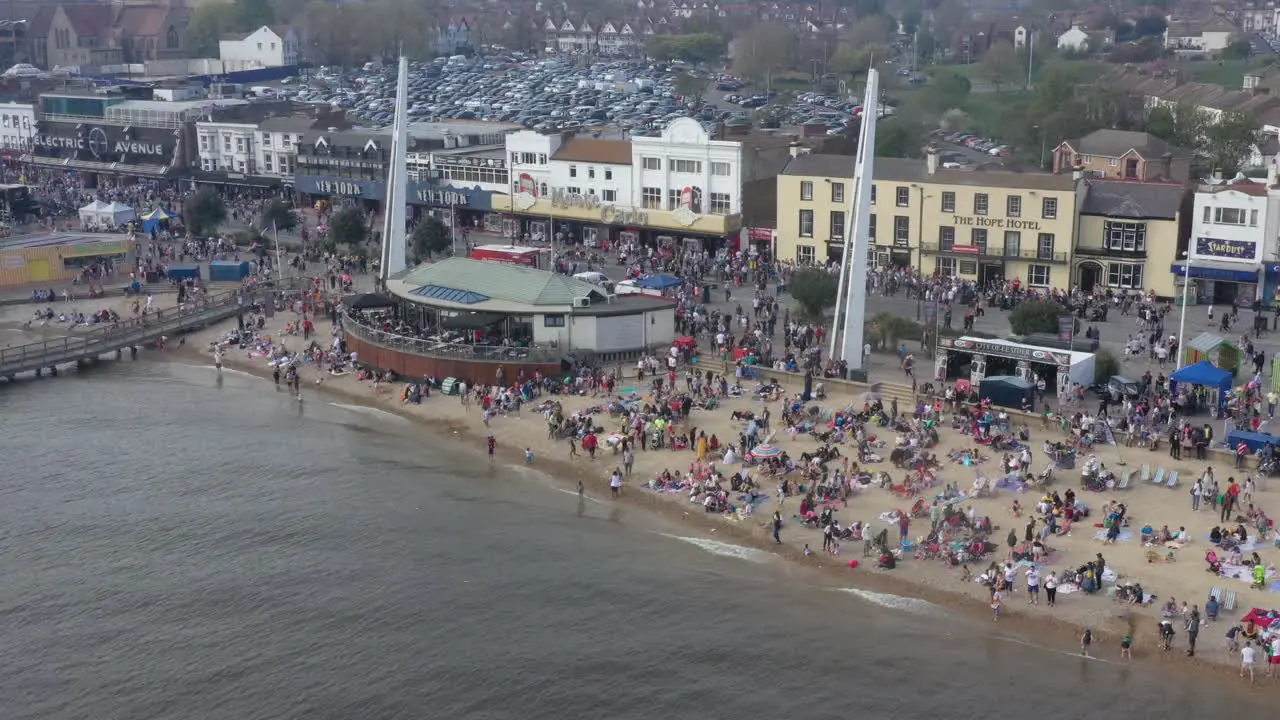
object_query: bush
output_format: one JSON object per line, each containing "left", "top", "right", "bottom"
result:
{"left": 868, "top": 312, "right": 922, "bottom": 351}
{"left": 1009, "top": 299, "right": 1067, "bottom": 335}
{"left": 1094, "top": 348, "right": 1121, "bottom": 384}
{"left": 183, "top": 188, "right": 226, "bottom": 237}
{"left": 790, "top": 268, "right": 839, "bottom": 320}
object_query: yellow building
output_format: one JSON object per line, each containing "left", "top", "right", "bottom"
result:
{"left": 1073, "top": 179, "right": 1189, "bottom": 298}
{"left": 777, "top": 152, "right": 1079, "bottom": 290}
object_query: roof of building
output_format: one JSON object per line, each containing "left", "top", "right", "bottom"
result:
{"left": 551, "top": 137, "right": 633, "bottom": 165}
{"left": 875, "top": 157, "right": 1076, "bottom": 191}
{"left": 114, "top": 5, "right": 173, "bottom": 37}
{"left": 62, "top": 3, "right": 115, "bottom": 40}
{"left": 390, "top": 257, "right": 610, "bottom": 311}
{"left": 780, "top": 153, "right": 855, "bottom": 178}
{"left": 1060, "top": 129, "right": 1188, "bottom": 160}
{"left": 1078, "top": 179, "right": 1185, "bottom": 219}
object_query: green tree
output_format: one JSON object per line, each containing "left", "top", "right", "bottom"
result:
{"left": 1008, "top": 299, "right": 1067, "bottom": 335}
{"left": 925, "top": 70, "right": 971, "bottom": 113}
{"left": 327, "top": 207, "right": 367, "bottom": 250}
{"left": 674, "top": 72, "right": 703, "bottom": 100}
{"left": 411, "top": 217, "right": 451, "bottom": 262}
{"left": 1205, "top": 111, "right": 1260, "bottom": 174}
{"left": 876, "top": 122, "right": 918, "bottom": 158}
{"left": 900, "top": 8, "right": 922, "bottom": 36}
{"left": 1170, "top": 103, "right": 1209, "bottom": 153}
{"left": 235, "top": 0, "right": 275, "bottom": 30}
{"left": 647, "top": 33, "right": 726, "bottom": 63}
{"left": 1144, "top": 105, "right": 1175, "bottom": 140}
{"left": 980, "top": 40, "right": 1022, "bottom": 92}
{"left": 1093, "top": 348, "right": 1121, "bottom": 384}
{"left": 939, "top": 108, "right": 969, "bottom": 132}
{"left": 1222, "top": 39, "right": 1252, "bottom": 60}
{"left": 847, "top": 15, "right": 893, "bottom": 47}
{"left": 868, "top": 312, "right": 921, "bottom": 351}
{"left": 733, "top": 23, "right": 797, "bottom": 82}
{"left": 789, "top": 268, "right": 839, "bottom": 320}
{"left": 259, "top": 200, "right": 298, "bottom": 233}
{"left": 187, "top": 2, "right": 238, "bottom": 57}
{"left": 183, "top": 188, "right": 227, "bottom": 237}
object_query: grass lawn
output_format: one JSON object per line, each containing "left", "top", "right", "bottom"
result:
{"left": 1180, "top": 59, "right": 1250, "bottom": 87}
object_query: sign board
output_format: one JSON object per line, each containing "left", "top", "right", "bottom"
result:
{"left": 953, "top": 216, "right": 1043, "bottom": 230}
{"left": 940, "top": 337, "right": 1073, "bottom": 366}
{"left": 294, "top": 174, "right": 493, "bottom": 210}
{"left": 1057, "top": 316, "right": 1073, "bottom": 343}
{"left": 1195, "top": 236, "right": 1257, "bottom": 261}
{"left": 32, "top": 124, "right": 171, "bottom": 162}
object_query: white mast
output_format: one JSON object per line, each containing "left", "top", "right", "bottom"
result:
{"left": 379, "top": 55, "right": 410, "bottom": 287}
{"left": 838, "top": 68, "right": 879, "bottom": 372}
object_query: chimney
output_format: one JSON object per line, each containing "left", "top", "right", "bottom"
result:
{"left": 1268, "top": 161, "right": 1279, "bottom": 187}
{"left": 1161, "top": 152, "right": 1172, "bottom": 179}
{"left": 925, "top": 144, "right": 938, "bottom": 175}
{"left": 788, "top": 141, "right": 805, "bottom": 158}
{"left": 1212, "top": 169, "right": 1224, "bottom": 183}
{"left": 1071, "top": 164, "right": 1084, "bottom": 181}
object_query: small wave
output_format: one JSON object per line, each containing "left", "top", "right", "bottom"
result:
{"left": 662, "top": 534, "right": 771, "bottom": 563}
{"left": 328, "top": 402, "right": 410, "bottom": 423}
{"left": 556, "top": 488, "right": 602, "bottom": 503}
{"left": 836, "top": 588, "right": 937, "bottom": 614}
{"left": 211, "top": 366, "right": 259, "bottom": 379}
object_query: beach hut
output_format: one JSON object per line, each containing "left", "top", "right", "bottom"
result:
{"left": 1182, "top": 332, "right": 1240, "bottom": 374}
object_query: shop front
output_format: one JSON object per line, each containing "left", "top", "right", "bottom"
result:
{"left": 1174, "top": 236, "right": 1262, "bottom": 306}
{"left": 27, "top": 122, "right": 183, "bottom": 186}
{"left": 492, "top": 190, "right": 742, "bottom": 254}
{"left": 293, "top": 174, "right": 497, "bottom": 225}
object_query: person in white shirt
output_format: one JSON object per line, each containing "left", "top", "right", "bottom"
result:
{"left": 1241, "top": 641, "right": 1258, "bottom": 684}
{"left": 1026, "top": 567, "right": 1041, "bottom": 605}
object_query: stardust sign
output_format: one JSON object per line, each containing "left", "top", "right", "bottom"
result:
{"left": 1195, "top": 236, "right": 1258, "bottom": 261}
{"left": 32, "top": 127, "right": 167, "bottom": 159}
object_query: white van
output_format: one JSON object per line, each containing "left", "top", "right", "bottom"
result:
{"left": 573, "top": 271, "right": 614, "bottom": 294}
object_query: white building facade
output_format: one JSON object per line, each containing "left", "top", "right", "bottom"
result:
{"left": 219, "top": 26, "right": 300, "bottom": 68}
{"left": 631, "top": 118, "right": 744, "bottom": 218}
{"left": 195, "top": 120, "right": 260, "bottom": 174}
{"left": 1186, "top": 180, "right": 1276, "bottom": 305}
{"left": 0, "top": 101, "right": 35, "bottom": 153}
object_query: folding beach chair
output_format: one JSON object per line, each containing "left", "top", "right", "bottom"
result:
{"left": 1117, "top": 470, "right": 1135, "bottom": 490}
{"left": 1223, "top": 591, "right": 1238, "bottom": 611}
{"left": 1139, "top": 464, "right": 1151, "bottom": 484}
{"left": 1165, "top": 470, "right": 1179, "bottom": 489}
{"left": 1151, "top": 467, "right": 1166, "bottom": 485}
{"left": 1209, "top": 586, "right": 1223, "bottom": 602}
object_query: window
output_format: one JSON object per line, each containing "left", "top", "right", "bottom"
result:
{"left": 567, "top": 186, "right": 581, "bottom": 195}
{"left": 939, "top": 226, "right": 955, "bottom": 251}
{"left": 971, "top": 228, "right": 987, "bottom": 253}
{"left": 544, "top": 314, "right": 566, "bottom": 327}
{"left": 668, "top": 189, "right": 681, "bottom": 210}
{"left": 602, "top": 189, "right": 617, "bottom": 202}
{"left": 869, "top": 214, "right": 876, "bottom": 242}
{"left": 974, "top": 193, "right": 989, "bottom": 215}
{"left": 830, "top": 210, "right": 845, "bottom": 241}
{"left": 670, "top": 159, "right": 702, "bottom": 173}
{"left": 1042, "top": 197, "right": 1058, "bottom": 219}
{"left": 199, "top": 135, "right": 209, "bottom": 150}
{"left": 894, "top": 215, "right": 910, "bottom": 243}
{"left": 711, "top": 161, "right": 730, "bottom": 176}
{"left": 642, "top": 156, "right": 661, "bottom": 170}
{"left": 1028, "top": 264, "right": 1051, "bottom": 287}
{"left": 223, "top": 135, "right": 231, "bottom": 152}
{"left": 941, "top": 191, "right": 955, "bottom": 213}
{"left": 800, "top": 181, "right": 814, "bottom": 201}
{"left": 831, "top": 182, "right": 845, "bottom": 203}
{"left": 1209, "top": 206, "right": 1260, "bottom": 226}
{"left": 261, "top": 133, "right": 271, "bottom": 147}
{"left": 870, "top": 185, "right": 877, "bottom": 204}
{"left": 1253, "top": 209, "right": 1260, "bottom": 226}
{"left": 710, "top": 192, "right": 731, "bottom": 215}
{"left": 1104, "top": 221, "right": 1147, "bottom": 252}
{"left": 1004, "top": 231, "right": 1021, "bottom": 257}
{"left": 958, "top": 260, "right": 978, "bottom": 275}
{"left": 569, "top": 165, "right": 578, "bottom": 178}
{"left": 1107, "top": 262, "right": 1144, "bottom": 289}
{"left": 796, "top": 245, "right": 816, "bottom": 264}
{"left": 235, "top": 137, "right": 245, "bottom": 152}
{"left": 1007, "top": 195, "right": 1021, "bottom": 218}
{"left": 799, "top": 209, "right": 814, "bottom": 237}
{"left": 519, "top": 151, "right": 538, "bottom": 164}
{"left": 538, "top": 154, "right": 547, "bottom": 164}
{"left": 264, "top": 155, "right": 273, "bottom": 172}
{"left": 936, "top": 256, "right": 957, "bottom": 277}
{"left": 604, "top": 169, "right": 613, "bottom": 180}
{"left": 642, "top": 186, "right": 661, "bottom": 208}
{"left": 895, "top": 186, "right": 910, "bottom": 207}
{"left": 1037, "top": 233, "right": 1056, "bottom": 260}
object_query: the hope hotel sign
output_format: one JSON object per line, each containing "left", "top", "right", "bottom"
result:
{"left": 1196, "top": 236, "right": 1257, "bottom": 260}
{"left": 33, "top": 127, "right": 167, "bottom": 158}
{"left": 953, "top": 216, "right": 1043, "bottom": 230}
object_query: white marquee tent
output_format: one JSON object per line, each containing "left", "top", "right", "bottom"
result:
{"left": 79, "top": 200, "right": 138, "bottom": 228}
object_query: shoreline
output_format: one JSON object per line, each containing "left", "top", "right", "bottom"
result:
{"left": 163, "top": 314, "right": 1276, "bottom": 687}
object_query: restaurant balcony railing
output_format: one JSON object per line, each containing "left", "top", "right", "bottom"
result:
{"left": 343, "top": 312, "right": 561, "bottom": 364}
{"left": 920, "top": 243, "right": 1069, "bottom": 264}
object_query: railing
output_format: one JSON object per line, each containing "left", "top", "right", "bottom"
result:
{"left": 343, "top": 313, "right": 560, "bottom": 364}
{"left": 1073, "top": 245, "right": 1146, "bottom": 259}
{"left": 920, "top": 243, "right": 1069, "bottom": 263}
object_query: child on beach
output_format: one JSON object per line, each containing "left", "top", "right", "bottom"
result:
{"left": 990, "top": 589, "right": 1002, "bottom": 621}
{"left": 486, "top": 435, "right": 496, "bottom": 460}
{"left": 1120, "top": 633, "right": 1132, "bottom": 660}
{"left": 525, "top": 448, "right": 534, "bottom": 464}
{"left": 1080, "top": 628, "right": 1092, "bottom": 657}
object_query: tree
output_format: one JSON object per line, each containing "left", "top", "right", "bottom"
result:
{"left": 411, "top": 217, "right": 451, "bottom": 262}
{"left": 187, "top": 2, "right": 238, "bottom": 57}
{"left": 732, "top": 23, "right": 797, "bottom": 82}
{"left": 1144, "top": 105, "right": 1176, "bottom": 140}
{"left": 259, "top": 200, "right": 298, "bottom": 233}
{"left": 235, "top": 0, "right": 275, "bottom": 30}
{"left": 925, "top": 70, "right": 971, "bottom": 113}
{"left": 1008, "top": 299, "right": 1066, "bottom": 335}
{"left": 1222, "top": 39, "right": 1252, "bottom": 60}
{"left": 183, "top": 188, "right": 227, "bottom": 238}
{"left": 674, "top": 72, "right": 703, "bottom": 100}
{"left": 980, "top": 40, "right": 1021, "bottom": 92}
{"left": 327, "top": 207, "right": 367, "bottom": 250}
{"left": 868, "top": 312, "right": 921, "bottom": 351}
{"left": 900, "top": 8, "right": 922, "bottom": 36}
{"left": 931, "top": 0, "right": 965, "bottom": 50}
{"left": 789, "top": 268, "right": 839, "bottom": 320}
{"left": 876, "top": 122, "right": 918, "bottom": 158}
{"left": 1205, "top": 111, "right": 1260, "bottom": 174}
{"left": 1094, "top": 348, "right": 1121, "bottom": 384}
{"left": 647, "top": 33, "right": 725, "bottom": 63}
{"left": 847, "top": 15, "right": 893, "bottom": 47}
{"left": 939, "top": 108, "right": 970, "bottom": 132}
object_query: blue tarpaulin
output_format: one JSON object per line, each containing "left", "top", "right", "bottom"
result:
{"left": 632, "top": 274, "right": 681, "bottom": 290}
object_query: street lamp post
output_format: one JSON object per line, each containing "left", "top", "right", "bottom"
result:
{"left": 1176, "top": 250, "right": 1193, "bottom": 371}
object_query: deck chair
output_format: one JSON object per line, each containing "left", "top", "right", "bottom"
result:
{"left": 1117, "top": 470, "right": 1136, "bottom": 490}
{"left": 1139, "top": 464, "right": 1151, "bottom": 484}
{"left": 1166, "top": 470, "right": 1179, "bottom": 489}
{"left": 1151, "top": 467, "right": 1166, "bottom": 485}
{"left": 1223, "top": 591, "right": 1238, "bottom": 611}
{"left": 1209, "top": 586, "right": 1224, "bottom": 602}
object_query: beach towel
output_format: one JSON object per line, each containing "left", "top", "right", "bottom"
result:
{"left": 1093, "top": 530, "right": 1134, "bottom": 542}
{"left": 1221, "top": 563, "right": 1276, "bottom": 583}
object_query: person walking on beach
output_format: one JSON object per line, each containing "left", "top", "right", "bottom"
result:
{"left": 1186, "top": 605, "right": 1201, "bottom": 657}
{"left": 1222, "top": 479, "right": 1239, "bottom": 522}
{"left": 1080, "top": 628, "right": 1092, "bottom": 657}
{"left": 609, "top": 468, "right": 622, "bottom": 498}
{"left": 568, "top": 437, "right": 579, "bottom": 458}
{"left": 486, "top": 435, "right": 496, "bottom": 460}
{"left": 1242, "top": 641, "right": 1258, "bottom": 685}
{"left": 1191, "top": 477, "right": 1203, "bottom": 512}
{"left": 577, "top": 480, "right": 584, "bottom": 498}
{"left": 990, "top": 589, "right": 1003, "bottom": 621}
{"left": 772, "top": 511, "right": 783, "bottom": 544}
{"left": 1026, "top": 566, "right": 1041, "bottom": 606}
{"left": 1120, "top": 633, "right": 1133, "bottom": 660}
{"left": 622, "top": 446, "right": 634, "bottom": 477}
{"left": 1044, "top": 571, "right": 1058, "bottom": 607}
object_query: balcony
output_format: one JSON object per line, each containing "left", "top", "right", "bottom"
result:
{"left": 1074, "top": 244, "right": 1147, "bottom": 259}
{"left": 921, "top": 242, "right": 1069, "bottom": 264}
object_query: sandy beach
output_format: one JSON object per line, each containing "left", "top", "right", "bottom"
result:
{"left": 168, "top": 305, "right": 1280, "bottom": 680}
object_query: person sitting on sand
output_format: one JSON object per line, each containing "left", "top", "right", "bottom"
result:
{"left": 1210, "top": 526, "right": 1224, "bottom": 545}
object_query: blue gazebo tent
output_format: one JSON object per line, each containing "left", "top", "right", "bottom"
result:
{"left": 632, "top": 274, "right": 681, "bottom": 290}
{"left": 1170, "top": 360, "right": 1233, "bottom": 410}
{"left": 141, "top": 208, "right": 175, "bottom": 234}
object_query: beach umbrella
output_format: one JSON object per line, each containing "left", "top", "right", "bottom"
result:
{"left": 751, "top": 443, "right": 782, "bottom": 459}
